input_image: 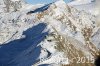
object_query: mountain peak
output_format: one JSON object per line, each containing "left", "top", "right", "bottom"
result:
{"left": 54, "top": 0, "right": 66, "bottom": 5}
{"left": 0, "top": 0, "right": 99, "bottom": 66}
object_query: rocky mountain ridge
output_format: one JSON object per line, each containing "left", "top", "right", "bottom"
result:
{"left": 0, "top": 0, "right": 99, "bottom": 66}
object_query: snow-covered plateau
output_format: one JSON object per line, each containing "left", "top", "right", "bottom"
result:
{"left": 0, "top": 0, "right": 100, "bottom": 66}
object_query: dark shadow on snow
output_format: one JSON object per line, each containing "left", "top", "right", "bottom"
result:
{"left": 95, "top": 55, "right": 100, "bottom": 66}
{"left": 0, "top": 23, "right": 48, "bottom": 66}
{"left": 27, "top": 3, "right": 52, "bottom": 14}
{"left": 39, "top": 64, "right": 51, "bottom": 66}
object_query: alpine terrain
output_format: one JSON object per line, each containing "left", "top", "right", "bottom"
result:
{"left": 0, "top": 0, "right": 100, "bottom": 66}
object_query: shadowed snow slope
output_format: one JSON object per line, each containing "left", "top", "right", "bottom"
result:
{"left": 0, "top": 23, "right": 48, "bottom": 66}
{"left": 27, "top": 3, "right": 52, "bottom": 14}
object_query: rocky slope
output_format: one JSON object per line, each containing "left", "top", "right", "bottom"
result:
{"left": 0, "top": 0, "right": 99, "bottom": 66}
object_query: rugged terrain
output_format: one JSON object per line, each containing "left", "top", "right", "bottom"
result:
{"left": 0, "top": 0, "right": 100, "bottom": 66}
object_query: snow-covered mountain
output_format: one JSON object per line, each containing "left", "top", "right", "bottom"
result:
{"left": 0, "top": 0, "right": 99, "bottom": 66}
{"left": 68, "top": 0, "right": 97, "bottom": 15}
